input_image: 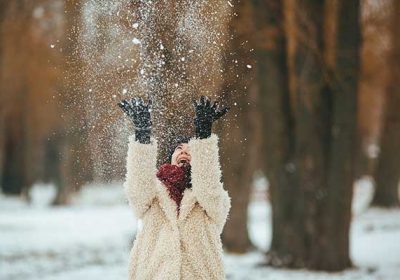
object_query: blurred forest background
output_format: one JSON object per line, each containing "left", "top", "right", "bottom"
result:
{"left": 1, "top": 0, "right": 400, "bottom": 277}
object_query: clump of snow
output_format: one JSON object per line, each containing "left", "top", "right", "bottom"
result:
{"left": 131, "top": 38, "right": 141, "bottom": 45}
{"left": 352, "top": 176, "right": 375, "bottom": 216}
{"left": 29, "top": 183, "right": 57, "bottom": 207}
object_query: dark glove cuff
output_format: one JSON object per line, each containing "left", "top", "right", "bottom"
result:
{"left": 135, "top": 129, "right": 151, "bottom": 144}
{"left": 195, "top": 122, "right": 212, "bottom": 139}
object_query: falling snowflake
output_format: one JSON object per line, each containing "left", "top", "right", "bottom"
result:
{"left": 132, "top": 38, "right": 141, "bottom": 45}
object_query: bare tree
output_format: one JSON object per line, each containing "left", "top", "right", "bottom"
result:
{"left": 0, "top": 1, "right": 34, "bottom": 196}
{"left": 1, "top": 0, "right": 65, "bottom": 197}
{"left": 372, "top": 0, "right": 400, "bottom": 207}
{"left": 253, "top": 0, "right": 297, "bottom": 264}
{"left": 256, "top": 0, "right": 361, "bottom": 270}
{"left": 53, "top": 0, "right": 92, "bottom": 205}
{"left": 219, "top": 0, "right": 258, "bottom": 253}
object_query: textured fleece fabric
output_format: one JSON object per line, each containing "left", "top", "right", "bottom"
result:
{"left": 124, "top": 133, "right": 231, "bottom": 280}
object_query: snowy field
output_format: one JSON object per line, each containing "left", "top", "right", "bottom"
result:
{"left": 1, "top": 180, "right": 400, "bottom": 280}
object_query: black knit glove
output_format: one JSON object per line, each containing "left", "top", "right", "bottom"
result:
{"left": 118, "top": 97, "right": 152, "bottom": 144}
{"left": 193, "top": 96, "right": 229, "bottom": 139}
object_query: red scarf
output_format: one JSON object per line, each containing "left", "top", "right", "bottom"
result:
{"left": 156, "top": 164, "right": 191, "bottom": 213}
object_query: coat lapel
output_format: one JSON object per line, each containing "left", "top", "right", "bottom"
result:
{"left": 178, "top": 188, "right": 197, "bottom": 221}
{"left": 156, "top": 180, "right": 197, "bottom": 223}
{"left": 155, "top": 181, "right": 178, "bottom": 225}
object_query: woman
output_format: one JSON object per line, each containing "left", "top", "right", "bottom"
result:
{"left": 118, "top": 96, "right": 231, "bottom": 280}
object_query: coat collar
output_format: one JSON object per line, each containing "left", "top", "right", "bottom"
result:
{"left": 155, "top": 181, "right": 197, "bottom": 224}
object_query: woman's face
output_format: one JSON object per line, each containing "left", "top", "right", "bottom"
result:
{"left": 171, "top": 143, "right": 191, "bottom": 167}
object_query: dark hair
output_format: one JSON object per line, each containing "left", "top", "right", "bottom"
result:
{"left": 167, "top": 135, "right": 191, "bottom": 163}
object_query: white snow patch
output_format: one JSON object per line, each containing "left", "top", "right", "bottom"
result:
{"left": 30, "top": 183, "right": 57, "bottom": 207}
{"left": 352, "top": 176, "right": 375, "bottom": 216}
{"left": 1, "top": 181, "right": 399, "bottom": 280}
{"left": 367, "top": 144, "right": 380, "bottom": 158}
{"left": 132, "top": 38, "right": 141, "bottom": 45}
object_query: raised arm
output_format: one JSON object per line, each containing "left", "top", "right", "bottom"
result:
{"left": 118, "top": 97, "right": 156, "bottom": 218}
{"left": 124, "top": 136, "right": 157, "bottom": 218}
{"left": 189, "top": 134, "right": 231, "bottom": 233}
{"left": 191, "top": 96, "right": 231, "bottom": 233}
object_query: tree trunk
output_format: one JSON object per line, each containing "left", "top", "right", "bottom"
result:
{"left": 0, "top": 1, "right": 34, "bottom": 196}
{"left": 1, "top": 107, "right": 28, "bottom": 195}
{"left": 372, "top": 0, "right": 400, "bottom": 207}
{"left": 257, "top": 0, "right": 360, "bottom": 271}
{"left": 0, "top": 0, "right": 8, "bottom": 187}
{"left": 219, "top": 0, "right": 258, "bottom": 253}
{"left": 311, "top": 0, "right": 360, "bottom": 270}
{"left": 53, "top": 0, "right": 91, "bottom": 205}
{"left": 253, "top": 0, "right": 303, "bottom": 264}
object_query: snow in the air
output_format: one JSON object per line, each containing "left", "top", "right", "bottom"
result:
{"left": 131, "top": 38, "right": 141, "bottom": 45}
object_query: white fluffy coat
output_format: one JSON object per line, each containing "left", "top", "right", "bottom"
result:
{"left": 124, "top": 133, "right": 231, "bottom": 280}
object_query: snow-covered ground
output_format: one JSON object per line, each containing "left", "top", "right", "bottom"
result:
{"left": 1, "top": 180, "right": 399, "bottom": 280}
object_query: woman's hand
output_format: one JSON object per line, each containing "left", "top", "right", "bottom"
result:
{"left": 118, "top": 97, "right": 152, "bottom": 144}
{"left": 193, "top": 96, "right": 229, "bottom": 139}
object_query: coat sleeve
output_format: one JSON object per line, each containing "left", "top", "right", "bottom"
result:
{"left": 124, "top": 135, "right": 158, "bottom": 219}
{"left": 188, "top": 133, "right": 231, "bottom": 233}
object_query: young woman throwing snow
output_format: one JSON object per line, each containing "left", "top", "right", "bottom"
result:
{"left": 118, "top": 96, "right": 231, "bottom": 280}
